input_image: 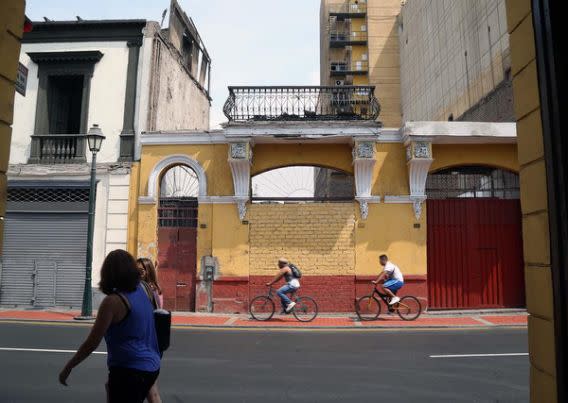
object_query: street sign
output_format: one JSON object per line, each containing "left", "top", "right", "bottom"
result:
{"left": 16, "top": 63, "right": 28, "bottom": 96}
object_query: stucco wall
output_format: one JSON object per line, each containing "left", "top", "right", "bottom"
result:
{"left": 10, "top": 42, "right": 130, "bottom": 164}
{"left": 506, "top": 0, "right": 557, "bottom": 400}
{"left": 148, "top": 37, "right": 210, "bottom": 132}
{"left": 399, "top": 0, "right": 511, "bottom": 122}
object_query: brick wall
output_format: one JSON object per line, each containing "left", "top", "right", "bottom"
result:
{"left": 457, "top": 77, "right": 515, "bottom": 122}
{"left": 248, "top": 203, "right": 355, "bottom": 276}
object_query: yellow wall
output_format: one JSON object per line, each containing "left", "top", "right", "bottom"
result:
{"left": 248, "top": 203, "right": 355, "bottom": 276}
{"left": 252, "top": 144, "right": 354, "bottom": 175}
{"left": 131, "top": 140, "right": 515, "bottom": 285}
{"left": 506, "top": 0, "right": 557, "bottom": 401}
{"left": 139, "top": 144, "right": 233, "bottom": 196}
{"left": 431, "top": 144, "right": 520, "bottom": 172}
{"left": 367, "top": 0, "right": 402, "bottom": 127}
{"left": 356, "top": 203, "right": 427, "bottom": 276}
{"left": 374, "top": 143, "right": 409, "bottom": 195}
{"left": 0, "top": 0, "right": 25, "bottom": 252}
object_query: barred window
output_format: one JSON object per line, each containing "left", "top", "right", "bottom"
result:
{"left": 426, "top": 166, "right": 520, "bottom": 200}
{"left": 7, "top": 187, "right": 90, "bottom": 203}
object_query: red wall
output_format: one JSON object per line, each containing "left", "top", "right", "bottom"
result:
{"left": 196, "top": 275, "right": 428, "bottom": 313}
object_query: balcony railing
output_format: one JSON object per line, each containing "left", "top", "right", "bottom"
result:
{"left": 330, "top": 60, "right": 369, "bottom": 75}
{"left": 28, "top": 134, "right": 86, "bottom": 164}
{"left": 329, "top": 3, "right": 367, "bottom": 18}
{"left": 330, "top": 31, "right": 368, "bottom": 47}
{"left": 223, "top": 86, "right": 380, "bottom": 122}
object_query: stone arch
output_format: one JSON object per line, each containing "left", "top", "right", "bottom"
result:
{"left": 146, "top": 154, "right": 207, "bottom": 202}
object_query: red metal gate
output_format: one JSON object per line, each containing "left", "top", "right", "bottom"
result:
{"left": 157, "top": 199, "right": 198, "bottom": 312}
{"left": 427, "top": 199, "right": 525, "bottom": 309}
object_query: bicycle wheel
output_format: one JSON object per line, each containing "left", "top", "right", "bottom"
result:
{"left": 249, "top": 296, "right": 275, "bottom": 321}
{"left": 355, "top": 295, "right": 381, "bottom": 321}
{"left": 396, "top": 296, "right": 422, "bottom": 321}
{"left": 292, "top": 296, "right": 318, "bottom": 322}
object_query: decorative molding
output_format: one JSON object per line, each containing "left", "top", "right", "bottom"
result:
{"left": 28, "top": 51, "right": 104, "bottom": 64}
{"left": 355, "top": 196, "right": 381, "bottom": 220}
{"left": 23, "top": 20, "right": 147, "bottom": 44}
{"left": 406, "top": 140, "right": 433, "bottom": 220}
{"left": 383, "top": 195, "right": 412, "bottom": 204}
{"left": 352, "top": 141, "right": 377, "bottom": 220}
{"left": 197, "top": 196, "right": 237, "bottom": 204}
{"left": 138, "top": 195, "right": 156, "bottom": 205}
{"left": 228, "top": 143, "right": 252, "bottom": 220}
{"left": 401, "top": 121, "right": 517, "bottom": 144}
{"left": 146, "top": 155, "right": 207, "bottom": 203}
{"left": 119, "top": 41, "right": 142, "bottom": 161}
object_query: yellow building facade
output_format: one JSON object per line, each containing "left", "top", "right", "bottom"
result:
{"left": 128, "top": 113, "right": 522, "bottom": 313}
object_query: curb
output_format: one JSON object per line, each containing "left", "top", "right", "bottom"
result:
{"left": 0, "top": 317, "right": 528, "bottom": 331}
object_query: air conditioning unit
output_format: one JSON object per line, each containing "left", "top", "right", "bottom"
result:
{"left": 335, "top": 79, "right": 345, "bottom": 86}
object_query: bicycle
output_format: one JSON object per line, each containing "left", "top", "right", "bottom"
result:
{"left": 355, "top": 283, "right": 422, "bottom": 321}
{"left": 249, "top": 286, "right": 319, "bottom": 322}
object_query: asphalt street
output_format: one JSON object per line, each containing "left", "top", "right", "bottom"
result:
{"left": 0, "top": 322, "right": 528, "bottom": 402}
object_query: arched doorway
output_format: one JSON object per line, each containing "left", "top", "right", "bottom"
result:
{"left": 426, "top": 166, "right": 525, "bottom": 309}
{"left": 157, "top": 165, "right": 199, "bottom": 311}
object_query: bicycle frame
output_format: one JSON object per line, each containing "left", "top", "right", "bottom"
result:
{"left": 368, "top": 285, "right": 410, "bottom": 312}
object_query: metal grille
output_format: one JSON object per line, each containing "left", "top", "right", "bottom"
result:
{"left": 426, "top": 166, "right": 520, "bottom": 200}
{"left": 158, "top": 198, "right": 198, "bottom": 228}
{"left": 7, "top": 187, "right": 90, "bottom": 203}
{"left": 223, "top": 86, "right": 380, "bottom": 122}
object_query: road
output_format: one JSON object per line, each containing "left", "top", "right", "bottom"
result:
{"left": 0, "top": 322, "right": 528, "bottom": 402}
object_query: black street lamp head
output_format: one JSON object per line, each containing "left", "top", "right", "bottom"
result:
{"left": 86, "top": 124, "right": 105, "bottom": 153}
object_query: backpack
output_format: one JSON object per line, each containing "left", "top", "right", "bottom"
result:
{"left": 289, "top": 263, "right": 302, "bottom": 279}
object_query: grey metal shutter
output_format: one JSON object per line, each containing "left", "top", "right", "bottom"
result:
{"left": 1, "top": 212, "right": 88, "bottom": 308}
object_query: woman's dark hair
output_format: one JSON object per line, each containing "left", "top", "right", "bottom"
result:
{"left": 136, "top": 257, "right": 162, "bottom": 294}
{"left": 99, "top": 249, "right": 140, "bottom": 295}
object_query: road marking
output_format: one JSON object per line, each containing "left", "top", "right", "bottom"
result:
{"left": 430, "top": 353, "right": 528, "bottom": 358}
{"left": 0, "top": 347, "right": 107, "bottom": 355}
{"left": 0, "top": 319, "right": 527, "bottom": 333}
{"left": 473, "top": 316, "right": 494, "bottom": 326}
{"left": 223, "top": 317, "right": 239, "bottom": 326}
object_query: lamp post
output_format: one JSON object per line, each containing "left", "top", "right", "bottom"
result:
{"left": 75, "top": 124, "right": 105, "bottom": 320}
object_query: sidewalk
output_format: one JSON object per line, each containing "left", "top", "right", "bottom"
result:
{"left": 0, "top": 309, "right": 528, "bottom": 329}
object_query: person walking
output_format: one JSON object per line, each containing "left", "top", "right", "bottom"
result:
{"left": 136, "top": 258, "right": 163, "bottom": 403}
{"left": 59, "top": 249, "right": 161, "bottom": 403}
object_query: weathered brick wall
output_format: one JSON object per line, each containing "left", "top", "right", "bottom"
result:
{"left": 248, "top": 203, "right": 355, "bottom": 276}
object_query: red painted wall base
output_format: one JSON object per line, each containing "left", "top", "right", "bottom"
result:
{"left": 196, "top": 275, "right": 428, "bottom": 313}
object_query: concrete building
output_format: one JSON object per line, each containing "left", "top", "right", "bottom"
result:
{"left": 320, "top": 0, "right": 402, "bottom": 128}
{"left": 0, "top": 0, "right": 211, "bottom": 309}
{"left": 399, "top": 0, "right": 513, "bottom": 123}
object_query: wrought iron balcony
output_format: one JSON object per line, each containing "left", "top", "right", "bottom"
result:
{"left": 28, "top": 133, "right": 87, "bottom": 164}
{"left": 223, "top": 86, "right": 380, "bottom": 122}
{"left": 330, "top": 31, "right": 368, "bottom": 47}
{"left": 329, "top": 3, "right": 367, "bottom": 19}
{"left": 330, "top": 60, "right": 369, "bottom": 76}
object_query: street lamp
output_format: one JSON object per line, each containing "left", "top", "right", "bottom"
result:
{"left": 75, "top": 124, "right": 105, "bottom": 320}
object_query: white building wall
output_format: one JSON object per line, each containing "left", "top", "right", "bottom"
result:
{"left": 11, "top": 41, "right": 130, "bottom": 164}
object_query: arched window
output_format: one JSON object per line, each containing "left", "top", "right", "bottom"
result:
{"left": 251, "top": 166, "right": 354, "bottom": 202}
{"left": 426, "top": 166, "right": 520, "bottom": 200}
{"left": 158, "top": 165, "right": 199, "bottom": 227}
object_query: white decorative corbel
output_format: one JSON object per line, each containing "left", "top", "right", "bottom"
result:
{"left": 406, "top": 141, "right": 433, "bottom": 220}
{"left": 353, "top": 141, "right": 379, "bottom": 219}
{"left": 228, "top": 142, "right": 252, "bottom": 220}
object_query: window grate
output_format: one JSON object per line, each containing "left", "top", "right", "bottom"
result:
{"left": 7, "top": 187, "right": 90, "bottom": 203}
{"left": 426, "top": 167, "right": 520, "bottom": 200}
{"left": 158, "top": 198, "right": 198, "bottom": 228}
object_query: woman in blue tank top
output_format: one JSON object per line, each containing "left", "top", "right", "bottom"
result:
{"left": 59, "top": 250, "right": 161, "bottom": 403}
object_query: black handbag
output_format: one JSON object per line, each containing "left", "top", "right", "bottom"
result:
{"left": 141, "top": 281, "right": 171, "bottom": 353}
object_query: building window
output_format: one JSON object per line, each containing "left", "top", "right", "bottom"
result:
{"left": 27, "top": 51, "right": 103, "bottom": 164}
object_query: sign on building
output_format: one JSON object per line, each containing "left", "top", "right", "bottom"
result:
{"left": 16, "top": 62, "right": 28, "bottom": 96}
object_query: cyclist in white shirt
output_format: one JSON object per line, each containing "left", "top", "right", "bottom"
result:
{"left": 266, "top": 258, "right": 300, "bottom": 314}
{"left": 372, "top": 255, "right": 404, "bottom": 305}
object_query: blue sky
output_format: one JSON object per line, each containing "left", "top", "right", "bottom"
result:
{"left": 26, "top": 0, "right": 321, "bottom": 128}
